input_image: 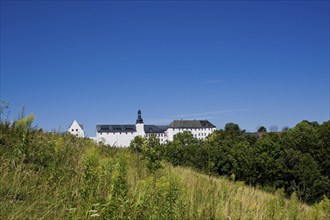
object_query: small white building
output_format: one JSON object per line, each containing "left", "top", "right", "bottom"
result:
{"left": 95, "top": 110, "right": 216, "bottom": 147}
{"left": 67, "top": 120, "right": 85, "bottom": 138}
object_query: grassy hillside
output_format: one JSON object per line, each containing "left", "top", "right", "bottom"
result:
{"left": 0, "top": 116, "right": 329, "bottom": 219}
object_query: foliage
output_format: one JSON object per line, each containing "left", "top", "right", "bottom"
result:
{"left": 159, "top": 121, "right": 330, "bottom": 204}
{"left": 162, "top": 131, "right": 207, "bottom": 170}
{"left": 129, "top": 135, "right": 144, "bottom": 153}
{"left": 0, "top": 113, "right": 329, "bottom": 219}
{"left": 130, "top": 135, "right": 162, "bottom": 172}
{"left": 258, "top": 126, "right": 267, "bottom": 133}
{"left": 102, "top": 153, "right": 129, "bottom": 219}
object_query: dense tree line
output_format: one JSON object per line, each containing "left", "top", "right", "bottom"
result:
{"left": 130, "top": 120, "right": 330, "bottom": 204}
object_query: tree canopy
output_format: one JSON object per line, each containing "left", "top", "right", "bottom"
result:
{"left": 132, "top": 121, "right": 330, "bottom": 204}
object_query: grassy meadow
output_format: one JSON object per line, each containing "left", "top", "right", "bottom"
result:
{"left": 0, "top": 116, "right": 329, "bottom": 219}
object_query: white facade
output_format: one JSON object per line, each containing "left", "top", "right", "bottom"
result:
{"left": 166, "top": 127, "right": 216, "bottom": 142}
{"left": 94, "top": 110, "right": 216, "bottom": 147}
{"left": 145, "top": 132, "right": 166, "bottom": 144}
{"left": 97, "top": 130, "right": 136, "bottom": 147}
{"left": 136, "top": 123, "right": 145, "bottom": 136}
{"left": 67, "top": 120, "right": 85, "bottom": 138}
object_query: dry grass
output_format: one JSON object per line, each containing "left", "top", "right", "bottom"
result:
{"left": 169, "top": 165, "right": 318, "bottom": 220}
{"left": 0, "top": 120, "right": 329, "bottom": 219}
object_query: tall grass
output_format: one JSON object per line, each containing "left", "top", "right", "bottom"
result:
{"left": 0, "top": 117, "right": 329, "bottom": 219}
{"left": 169, "top": 164, "right": 330, "bottom": 220}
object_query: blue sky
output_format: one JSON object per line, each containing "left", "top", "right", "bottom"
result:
{"left": 1, "top": 0, "right": 329, "bottom": 136}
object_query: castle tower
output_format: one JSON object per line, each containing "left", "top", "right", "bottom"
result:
{"left": 136, "top": 109, "right": 145, "bottom": 136}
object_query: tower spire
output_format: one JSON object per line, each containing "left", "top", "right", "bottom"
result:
{"left": 136, "top": 109, "right": 144, "bottom": 124}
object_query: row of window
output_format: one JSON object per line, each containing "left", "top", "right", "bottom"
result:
{"left": 146, "top": 133, "right": 165, "bottom": 137}
{"left": 98, "top": 131, "right": 210, "bottom": 137}
{"left": 99, "top": 132, "right": 135, "bottom": 135}
{"left": 71, "top": 129, "right": 79, "bottom": 132}
{"left": 98, "top": 133, "right": 210, "bottom": 137}
{"left": 194, "top": 133, "right": 209, "bottom": 137}
{"left": 174, "top": 128, "right": 212, "bottom": 131}
{"left": 99, "top": 132, "right": 167, "bottom": 136}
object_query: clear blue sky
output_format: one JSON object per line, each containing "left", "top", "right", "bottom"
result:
{"left": 1, "top": 0, "right": 329, "bottom": 136}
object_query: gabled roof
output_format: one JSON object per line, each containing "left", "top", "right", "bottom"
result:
{"left": 68, "top": 120, "right": 84, "bottom": 131}
{"left": 168, "top": 120, "right": 216, "bottom": 129}
{"left": 157, "top": 125, "right": 169, "bottom": 130}
{"left": 144, "top": 125, "right": 166, "bottom": 134}
{"left": 96, "top": 124, "right": 136, "bottom": 133}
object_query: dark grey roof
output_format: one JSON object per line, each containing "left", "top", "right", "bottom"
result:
{"left": 157, "top": 125, "right": 169, "bottom": 130}
{"left": 79, "top": 124, "right": 84, "bottom": 130}
{"left": 96, "top": 124, "right": 166, "bottom": 133}
{"left": 168, "top": 120, "right": 216, "bottom": 129}
{"left": 96, "top": 124, "right": 136, "bottom": 133}
{"left": 144, "top": 125, "right": 166, "bottom": 134}
{"left": 136, "top": 109, "right": 144, "bottom": 124}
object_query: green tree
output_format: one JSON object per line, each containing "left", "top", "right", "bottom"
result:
{"left": 258, "top": 126, "right": 267, "bottom": 133}
{"left": 285, "top": 120, "right": 319, "bottom": 154}
{"left": 252, "top": 136, "right": 285, "bottom": 187}
{"left": 129, "top": 135, "right": 144, "bottom": 153}
{"left": 224, "top": 122, "right": 243, "bottom": 138}
{"left": 206, "top": 130, "right": 237, "bottom": 176}
{"left": 229, "top": 141, "right": 255, "bottom": 182}
{"left": 316, "top": 121, "right": 330, "bottom": 177}
{"left": 164, "top": 131, "right": 207, "bottom": 170}
{"left": 292, "top": 153, "right": 321, "bottom": 203}
{"left": 141, "top": 134, "right": 162, "bottom": 172}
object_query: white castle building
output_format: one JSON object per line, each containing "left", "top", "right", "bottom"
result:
{"left": 68, "top": 110, "right": 216, "bottom": 147}
{"left": 67, "top": 120, "right": 85, "bottom": 138}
